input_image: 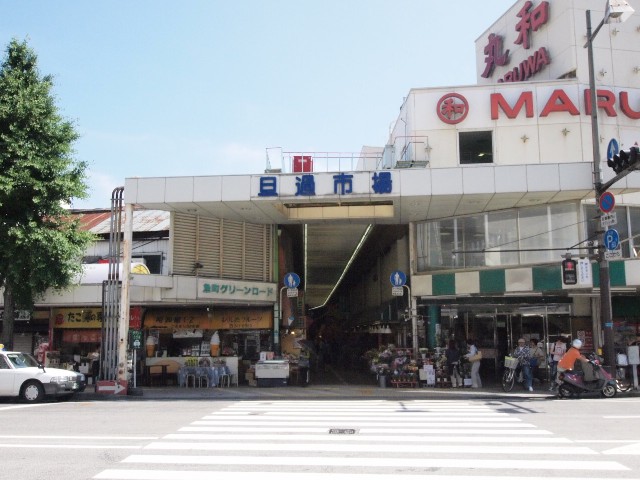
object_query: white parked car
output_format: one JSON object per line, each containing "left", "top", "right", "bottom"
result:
{"left": 0, "top": 351, "right": 85, "bottom": 403}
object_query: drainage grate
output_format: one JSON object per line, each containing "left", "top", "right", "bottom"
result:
{"left": 329, "top": 428, "right": 357, "bottom": 435}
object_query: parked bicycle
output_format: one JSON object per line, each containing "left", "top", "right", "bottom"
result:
{"left": 501, "top": 356, "right": 520, "bottom": 392}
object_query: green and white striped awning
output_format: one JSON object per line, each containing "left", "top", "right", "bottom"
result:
{"left": 412, "top": 259, "right": 640, "bottom": 298}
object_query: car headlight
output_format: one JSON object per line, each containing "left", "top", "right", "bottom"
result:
{"left": 49, "top": 376, "right": 75, "bottom": 383}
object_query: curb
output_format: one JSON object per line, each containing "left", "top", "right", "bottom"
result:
{"left": 75, "top": 384, "right": 565, "bottom": 402}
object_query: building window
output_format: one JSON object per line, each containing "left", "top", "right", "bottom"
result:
{"left": 416, "top": 202, "right": 580, "bottom": 272}
{"left": 133, "top": 254, "right": 163, "bottom": 274}
{"left": 459, "top": 131, "right": 493, "bottom": 164}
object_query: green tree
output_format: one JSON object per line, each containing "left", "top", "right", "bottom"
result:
{"left": 0, "top": 39, "right": 94, "bottom": 350}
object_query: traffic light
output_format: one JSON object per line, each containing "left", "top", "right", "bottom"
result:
{"left": 607, "top": 144, "right": 639, "bottom": 174}
{"left": 608, "top": 149, "right": 629, "bottom": 173}
{"left": 630, "top": 144, "right": 639, "bottom": 167}
{"left": 562, "top": 258, "right": 577, "bottom": 285}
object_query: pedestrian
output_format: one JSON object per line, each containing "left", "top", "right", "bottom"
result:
{"left": 548, "top": 336, "right": 567, "bottom": 391}
{"left": 445, "top": 340, "right": 462, "bottom": 388}
{"left": 90, "top": 344, "right": 101, "bottom": 379}
{"left": 297, "top": 347, "right": 310, "bottom": 386}
{"left": 464, "top": 339, "right": 482, "bottom": 388}
{"left": 529, "top": 339, "right": 545, "bottom": 382}
{"left": 513, "top": 338, "right": 533, "bottom": 392}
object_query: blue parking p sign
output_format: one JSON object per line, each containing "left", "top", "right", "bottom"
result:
{"left": 604, "top": 228, "right": 620, "bottom": 250}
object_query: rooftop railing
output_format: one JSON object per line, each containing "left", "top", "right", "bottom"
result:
{"left": 265, "top": 137, "right": 430, "bottom": 174}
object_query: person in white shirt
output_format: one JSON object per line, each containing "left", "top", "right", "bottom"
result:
{"left": 548, "top": 337, "right": 567, "bottom": 391}
{"left": 464, "top": 339, "right": 482, "bottom": 388}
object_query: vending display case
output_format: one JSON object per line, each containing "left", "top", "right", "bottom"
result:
{"left": 254, "top": 360, "right": 289, "bottom": 387}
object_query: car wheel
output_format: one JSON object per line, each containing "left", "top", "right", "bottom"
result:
{"left": 21, "top": 380, "right": 45, "bottom": 403}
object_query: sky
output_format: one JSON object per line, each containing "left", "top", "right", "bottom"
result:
{"left": 1, "top": 0, "right": 517, "bottom": 209}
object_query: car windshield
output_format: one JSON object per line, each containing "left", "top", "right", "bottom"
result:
{"left": 6, "top": 353, "right": 40, "bottom": 368}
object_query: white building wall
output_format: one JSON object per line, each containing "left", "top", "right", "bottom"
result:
{"left": 391, "top": 80, "right": 640, "bottom": 174}
{"left": 475, "top": 0, "right": 640, "bottom": 89}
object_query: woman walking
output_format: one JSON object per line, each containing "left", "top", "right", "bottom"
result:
{"left": 446, "top": 340, "right": 462, "bottom": 388}
{"left": 464, "top": 339, "right": 482, "bottom": 388}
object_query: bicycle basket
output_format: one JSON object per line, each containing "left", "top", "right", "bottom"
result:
{"left": 504, "top": 356, "right": 519, "bottom": 369}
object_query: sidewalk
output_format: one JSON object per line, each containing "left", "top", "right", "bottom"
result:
{"left": 77, "top": 364, "right": 639, "bottom": 402}
{"left": 76, "top": 381, "right": 562, "bottom": 402}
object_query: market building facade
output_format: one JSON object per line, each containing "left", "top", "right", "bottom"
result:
{"left": 2, "top": 0, "right": 640, "bottom": 386}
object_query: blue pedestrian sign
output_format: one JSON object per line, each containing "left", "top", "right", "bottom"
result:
{"left": 284, "top": 272, "right": 300, "bottom": 288}
{"left": 607, "top": 138, "right": 619, "bottom": 161}
{"left": 604, "top": 228, "right": 620, "bottom": 251}
{"left": 390, "top": 270, "right": 406, "bottom": 287}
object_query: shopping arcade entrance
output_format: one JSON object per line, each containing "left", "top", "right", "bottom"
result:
{"left": 122, "top": 165, "right": 611, "bottom": 385}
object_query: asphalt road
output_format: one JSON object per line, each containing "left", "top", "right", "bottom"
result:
{"left": 1, "top": 396, "right": 639, "bottom": 479}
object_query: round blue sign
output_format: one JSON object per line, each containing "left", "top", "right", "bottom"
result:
{"left": 607, "top": 138, "right": 619, "bottom": 161}
{"left": 284, "top": 272, "right": 300, "bottom": 288}
{"left": 599, "top": 191, "right": 615, "bottom": 214}
{"left": 390, "top": 270, "right": 406, "bottom": 287}
{"left": 604, "top": 228, "right": 620, "bottom": 250}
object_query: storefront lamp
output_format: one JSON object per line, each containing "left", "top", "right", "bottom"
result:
{"left": 585, "top": 0, "right": 635, "bottom": 373}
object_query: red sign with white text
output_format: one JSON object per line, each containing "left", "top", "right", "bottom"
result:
{"left": 292, "top": 155, "right": 313, "bottom": 173}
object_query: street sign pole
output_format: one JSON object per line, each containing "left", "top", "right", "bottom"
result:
{"left": 404, "top": 284, "right": 419, "bottom": 361}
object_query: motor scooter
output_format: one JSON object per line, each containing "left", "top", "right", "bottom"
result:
{"left": 557, "top": 353, "right": 617, "bottom": 398}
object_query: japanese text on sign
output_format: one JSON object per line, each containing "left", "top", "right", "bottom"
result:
{"left": 258, "top": 171, "right": 393, "bottom": 198}
{"left": 198, "top": 278, "right": 277, "bottom": 302}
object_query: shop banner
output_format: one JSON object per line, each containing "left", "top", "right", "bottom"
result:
{"left": 62, "top": 329, "right": 102, "bottom": 343}
{"left": 53, "top": 307, "right": 143, "bottom": 329}
{"left": 215, "top": 310, "right": 272, "bottom": 330}
{"left": 53, "top": 308, "right": 103, "bottom": 328}
{"left": 197, "top": 278, "right": 277, "bottom": 303}
{"left": 145, "top": 308, "right": 272, "bottom": 330}
{"left": 130, "top": 306, "right": 142, "bottom": 329}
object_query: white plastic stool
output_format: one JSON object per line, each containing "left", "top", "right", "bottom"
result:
{"left": 219, "top": 373, "right": 230, "bottom": 387}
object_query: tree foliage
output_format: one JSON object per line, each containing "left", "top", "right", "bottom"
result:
{"left": 0, "top": 39, "right": 94, "bottom": 349}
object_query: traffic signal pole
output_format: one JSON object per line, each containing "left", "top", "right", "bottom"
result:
{"left": 587, "top": 10, "right": 615, "bottom": 373}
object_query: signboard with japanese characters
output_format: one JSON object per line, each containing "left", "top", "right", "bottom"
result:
{"left": 479, "top": 1, "right": 551, "bottom": 83}
{"left": 145, "top": 308, "right": 272, "bottom": 330}
{"left": 198, "top": 278, "right": 277, "bottom": 303}
{"left": 52, "top": 308, "right": 103, "bottom": 329}
{"left": 51, "top": 307, "right": 145, "bottom": 329}
{"left": 255, "top": 170, "right": 394, "bottom": 199}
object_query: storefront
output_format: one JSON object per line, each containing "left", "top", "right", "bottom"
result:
{"left": 142, "top": 307, "right": 273, "bottom": 385}
{"left": 0, "top": 309, "right": 49, "bottom": 358}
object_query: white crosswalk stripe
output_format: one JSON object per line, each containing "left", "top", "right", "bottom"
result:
{"left": 93, "top": 399, "right": 631, "bottom": 479}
